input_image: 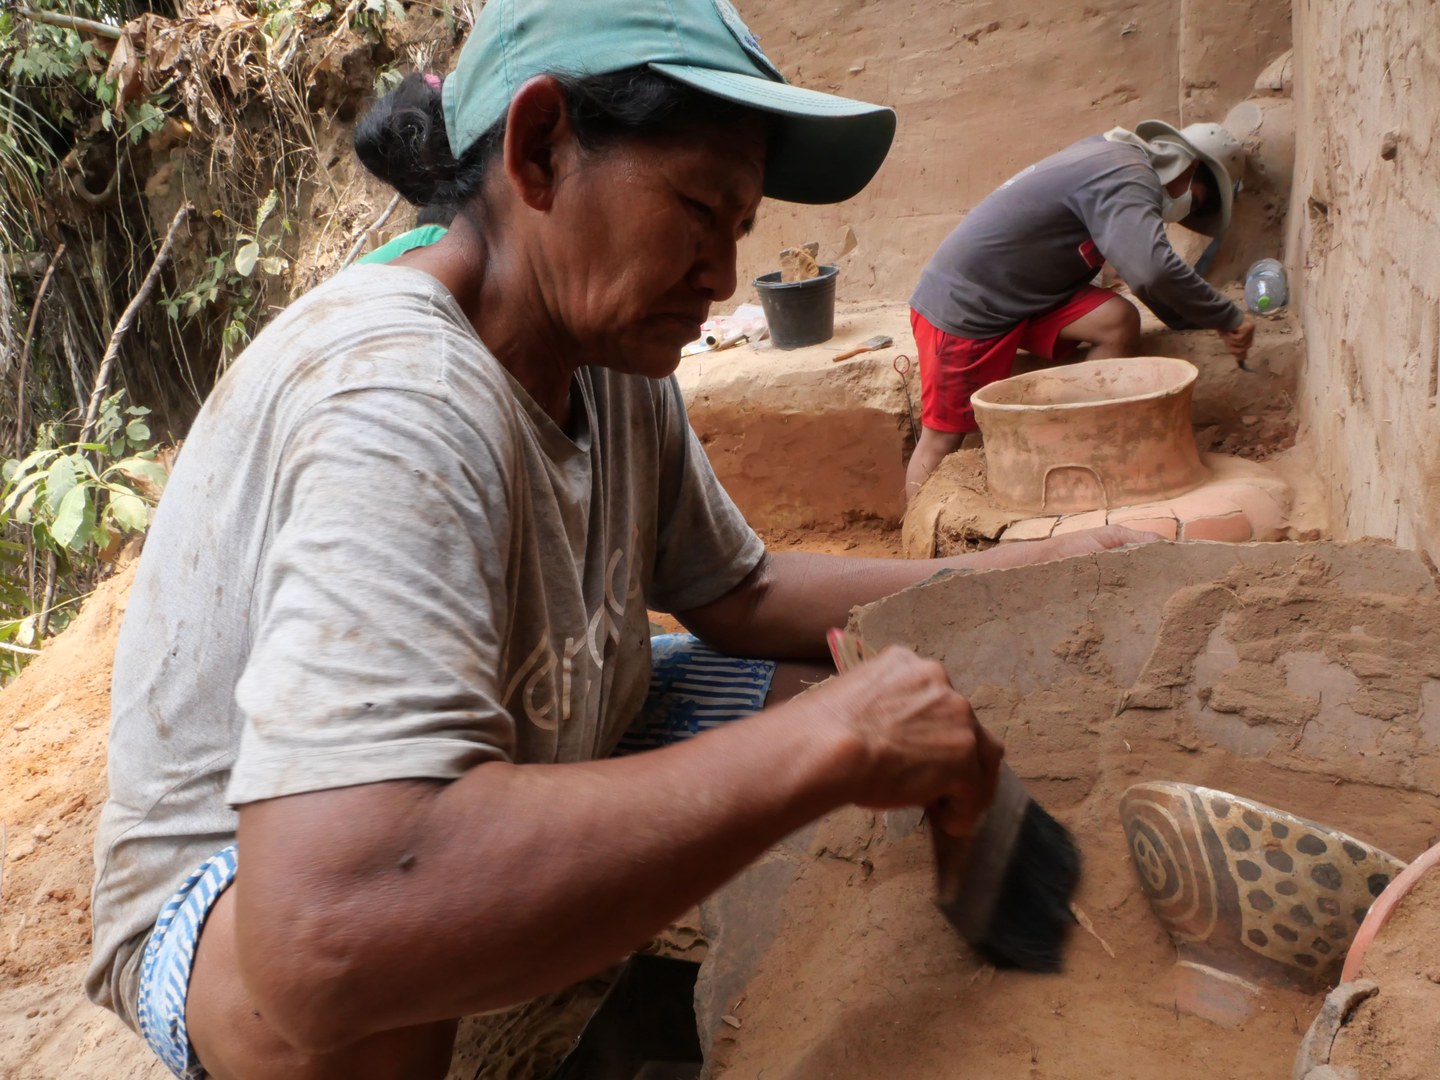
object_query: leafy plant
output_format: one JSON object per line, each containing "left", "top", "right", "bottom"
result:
{"left": 346, "top": 0, "right": 405, "bottom": 43}
{"left": 373, "top": 61, "right": 403, "bottom": 95}
{"left": 1, "top": 394, "right": 166, "bottom": 556}
{"left": 0, "top": 390, "right": 166, "bottom": 682}
{"left": 101, "top": 95, "right": 170, "bottom": 144}
{"left": 160, "top": 189, "right": 293, "bottom": 363}
{"left": 233, "top": 188, "right": 290, "bottom": 278}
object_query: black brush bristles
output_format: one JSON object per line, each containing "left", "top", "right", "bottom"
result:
{"left": 970, "top": 801, "right": 1081, "bottom": 972}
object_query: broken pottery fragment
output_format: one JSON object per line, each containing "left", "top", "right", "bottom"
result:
{"left": 1291, "top": 980, "right": 1377, "bottom": 1080}
{"left": 1120, "top": 782, "right": 1405, "bottom": 991}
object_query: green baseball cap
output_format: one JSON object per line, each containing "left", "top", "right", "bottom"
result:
{"left": 441, "top": 0, "right": 896, "bottom": 205}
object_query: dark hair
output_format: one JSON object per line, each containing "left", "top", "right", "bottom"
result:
{"left": 354, "top": 68, "right": 760, "bottom": 209}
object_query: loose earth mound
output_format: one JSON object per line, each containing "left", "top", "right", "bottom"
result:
{"left": 704, "top": 542, "right": 1440, "bottom": 1079}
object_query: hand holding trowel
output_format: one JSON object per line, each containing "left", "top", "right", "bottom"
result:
{"left": 828, "top": 629, "right": 1081, "bottom": 972}
{"left": 1221, "top": 316, "right": 1258, "bottom": 372}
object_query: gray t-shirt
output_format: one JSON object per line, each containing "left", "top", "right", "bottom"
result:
{"left": 910, "top": 135, "right": 1244, "bottom": 339}
{"left": 86, "top": 266, "right": 764, "bottom": 1031}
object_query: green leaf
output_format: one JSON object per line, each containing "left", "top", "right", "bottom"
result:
{"left": 51, "top": 484, "right": 89, "bottom": 549}
{"left": 13, "top": 487, "right": 38, "bottom": 524}
{"left": 1, "top": 459, "right": 17, "bottom": 483}
{"left": 126, "top": 406, "right": 152, "bottom": 417}
{"left": 107, "top": 490, "right": 149, "bottom": 532}
{"left": 234, "top": 240, "right": 260, "bottom": 277}
{"left": 13, "top": 446, "right": 60, "bottom": 476}
{"left": 125, "top": 419, "right": 152, "bottom": 444}
{"left": 258, "top": 255, "right": 288, "bottom": 276}
{"left": 110, "top": 456, "right": 169, "bottom": 490}
{"left": 43, "top": 454, "right": 81, "bottom": 512}
{"left": 2, "top": 470, "right": 46, "bottom": 514}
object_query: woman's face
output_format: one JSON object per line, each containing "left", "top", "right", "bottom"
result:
{"left": 543, "top": 118, "right": 767, "bottom": 379}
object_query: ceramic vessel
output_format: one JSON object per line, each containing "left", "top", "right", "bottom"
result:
{"left": 973, "top": 357, "right": 1210, "bottom": 514}
{"left": 1120, "top": 782, "right": 1405, "bottom": 989}
{"left": 1340, "top": 837, "right": 1440, "bottom": 981}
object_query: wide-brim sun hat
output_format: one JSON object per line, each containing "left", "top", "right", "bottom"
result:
{"left": 442, "top": 0, "right": 896, "bottom": 205}
{"left": 1135, "top": 119, "right": 1246, "bottom": 237}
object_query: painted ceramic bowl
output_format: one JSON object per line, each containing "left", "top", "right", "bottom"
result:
{"left": 1121, "top": 782, "right": 1405, "bottom": 988}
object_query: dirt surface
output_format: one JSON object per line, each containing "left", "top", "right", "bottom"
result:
{"left": 709, "top": 543, "right": 1440, "bottom": 1078}
{"left": 1329, "top": 871, "right": 1440, "bottom": 1079}
{"left": 678, "top": 303, "right": 918, "bottom": 532}
{"left": 759, "top": 521, "right": 902, "bottom": 559}
{"left": 710, "top": 806, "right": 1319, "bottom": 1080}
{"left": 0, "top": 560, "right": 163, "bottom": 1080}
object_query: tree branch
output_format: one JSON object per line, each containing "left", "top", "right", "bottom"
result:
{"left": 341, "top": 192, "right": 403, "bottom": 269}
{"left": 16, "top": 5, "right": 123, "bottom": 40}
{"left": 12, "top": 243, "right": 66, "bottom": 459}
{"left": 78, "top": 205, "right": 192, "bottom": 446}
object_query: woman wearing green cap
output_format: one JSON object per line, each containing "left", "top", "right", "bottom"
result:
{"left": 87, "top": 1, "right": 1147, "bottom": 1076}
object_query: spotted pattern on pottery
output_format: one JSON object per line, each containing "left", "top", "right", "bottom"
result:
{"left": 1121, "top": 782, "right": 1406, "bottom": 984}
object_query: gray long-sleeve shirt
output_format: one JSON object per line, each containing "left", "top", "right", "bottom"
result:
{"left": 910, "top": 135, "right": 1244, "bottom": 339}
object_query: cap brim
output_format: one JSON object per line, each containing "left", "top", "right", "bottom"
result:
{"left": 649, "top": 62, "right": 896, "bottom": 205}
{"left": 1135, "top": 119, "right": 1232, "bottom": 238}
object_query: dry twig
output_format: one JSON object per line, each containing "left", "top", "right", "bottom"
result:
{"left": 341, "top": 193, "right": 403, "bottom": 269}
{"left": 12, "top": 244, "right": 66, "bottom": 458}
{"left": 16, "top": 5, "right": 123, "bottom": 40}
{"left": 1070, "top": 902, "right": 1117, "bottom": 958}
{"left": 78, "top": 205, "right": 193, "bottom": 446}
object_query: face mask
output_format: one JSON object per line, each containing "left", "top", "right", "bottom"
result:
{"left": 1161, "top": 187, "right": 1194, "bottom": 223}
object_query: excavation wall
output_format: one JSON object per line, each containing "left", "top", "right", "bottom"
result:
{"left": 1287, "top": 0, "right": 1440, "bottom": 555}
{"left": 736, "top": 0, "right": 1291, "bottom": 302}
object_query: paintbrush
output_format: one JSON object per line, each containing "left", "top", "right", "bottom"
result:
{"left": 827, "top": 628, "right": 1080, "bottom": 972}
{"left": 830, "top": 334, "right": 894, "bottom": 362}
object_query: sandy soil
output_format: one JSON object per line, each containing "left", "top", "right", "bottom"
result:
{"left": 0, "top": 560, "right": 164, "bottom": 1080}
{"left": 1329, "top": 871, "right": 1440, "bottom": 1078}
{"left": 707, "top": 727, "right": 1326, "bottom": 1080}
{"left": 710, "top": 544, "right": 1440, "bottom": 1078}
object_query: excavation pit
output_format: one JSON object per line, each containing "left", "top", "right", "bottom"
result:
{"left": 698, "top": 542, "right": 1440, "bottom": 1079}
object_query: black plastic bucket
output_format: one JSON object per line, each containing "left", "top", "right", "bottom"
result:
{"left": 753, "top": 264, "right": 839, "bottom": 349}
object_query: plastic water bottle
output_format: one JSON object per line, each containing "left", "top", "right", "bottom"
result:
{"left": 1244, "top": 258, "right": 1289, "bottom": 315}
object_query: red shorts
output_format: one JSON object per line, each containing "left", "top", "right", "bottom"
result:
{"left": 912, "top": 285, "right": 1119, "bottom": 434}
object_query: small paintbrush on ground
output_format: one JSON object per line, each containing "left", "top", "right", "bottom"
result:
{"left": 827, "top": 628, "right": 1081, "bottom": 972}
{"left": 831, "top": 334, "right": 893, "bottom": 362}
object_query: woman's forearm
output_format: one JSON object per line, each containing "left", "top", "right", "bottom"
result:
{"left": 233, "top": 690, "right": 858, "bottom": 1051}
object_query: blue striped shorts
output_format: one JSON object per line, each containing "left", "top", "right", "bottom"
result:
{"left": 134, "top": 633, "right": 775, "bottom": 1077}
